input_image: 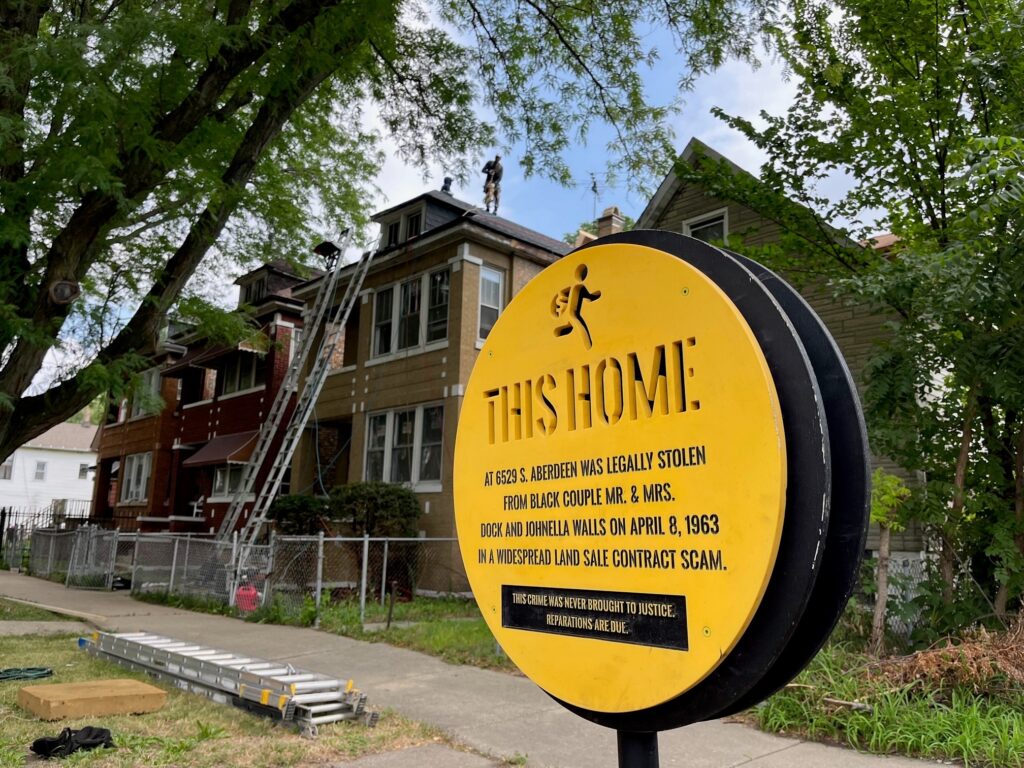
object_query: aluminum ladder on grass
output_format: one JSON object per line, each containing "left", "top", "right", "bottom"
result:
{"left": 80, "top": 631, "right": 377, "bottom": 736}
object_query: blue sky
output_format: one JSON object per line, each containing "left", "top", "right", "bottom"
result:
{"left": 369, "top": 52, "right": 799, "bottom": 247}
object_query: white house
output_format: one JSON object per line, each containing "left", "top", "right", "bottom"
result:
{"left": 0, "top": 422, "right": 98, "bottom": 515}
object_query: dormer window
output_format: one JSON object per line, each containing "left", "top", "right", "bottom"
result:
{"left": 242, "top": 277, "right": 266, "bottom": 305}
{"left": 407, "top": 212, "right": 422, "bottom": 238}
{"left": 386, "top": 221, "right": 401, "bottom": 248}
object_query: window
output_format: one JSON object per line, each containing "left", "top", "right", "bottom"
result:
{"left": 242, "top": 277, "right": 266, "bottom": 304}
{"left": 213, "top": 465, "right": 246, "bottom": 497}
{"left": 78, "top": 463, "right": 89, "bottom": 480}
{"left": 406, "top": 212, "right": 422, "bottom": 238}
{"left": 683, "top": 210, "right": 727, "bottom": 244}
{"left": 130, "top": 368, "right": 162, "bottom": 418}
{"left": 216, "top": 353, "right": 266, "bottom": 396}
{"left": 0, "top": 455, "right": 12, "bottom": 480}
{"left": 120, "top": 452, "right": 152, "bottom": 503}
{"left": 373, "top": 288, "right": 394, "bottom": 356}
{"left": 398, "top": 278, "right": 421, "bottom": 349}
{"left": 364, "top": 404, "right": 444, "bottom": 487}
{"left": 371, "top": 268, "right": 450, "bottom": 357}
{"left": 385, "top": 221, "right": 401, "bottom": 247}
{"left": 106, "top": 397, "right": 127, "bottom": 424}
{"left": 479, "top": 266, "right": 504, "bottom": 340}
{"left": 34, "top": 461, "right": 46, "bottom": 481}
{"left": 426, "top": 269, "right": 449, "bottom": 343}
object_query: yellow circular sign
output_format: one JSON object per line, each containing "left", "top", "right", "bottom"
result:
{"left": 454, "top": 242, "right": 787, "bottom": 713}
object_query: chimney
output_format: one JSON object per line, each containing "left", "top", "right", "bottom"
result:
{"left": 596, "top": 205, "right": 624, "bottom": 238}
{"left": 441, "top": 177, "right": 453, "bottom": 195}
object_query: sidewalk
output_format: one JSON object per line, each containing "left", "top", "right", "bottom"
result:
{"left": 0, "top": 571, "right": 935, "bottom": 768}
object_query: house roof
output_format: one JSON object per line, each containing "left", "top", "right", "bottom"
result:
{"left": 637, "top": 138, "right": 753, "bottom": 229}
{"left": 638, "top": 137, "right": 863, "bottom": 252}
{"left": 25, "top": 422, "right": 98, "bottom": 452}
{"left": 234, "top": 259, "right": 324, "bottom": 286}
{"left": 375, "top": 190, "right": 572, "bottom": 260}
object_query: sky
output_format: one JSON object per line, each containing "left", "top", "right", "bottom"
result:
{"left": 365, "top": 52, "right": 799, "bottom": 250}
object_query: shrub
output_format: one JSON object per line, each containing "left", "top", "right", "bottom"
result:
{"left": 268, "top": 494, "right": 328, "bottom": 535}
{"left": 327, "top": 482, "right": 420, "bottom": 537}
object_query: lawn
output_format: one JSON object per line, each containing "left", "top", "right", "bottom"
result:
{"left": 0, "top": 634, "right": 445, "bottom": 768}
{"left": 0, "top": 597, "right": 64, "bottom": 622}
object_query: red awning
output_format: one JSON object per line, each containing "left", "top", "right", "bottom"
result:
{"left": 182, "top": 431, "right": 258, "bottom": 467}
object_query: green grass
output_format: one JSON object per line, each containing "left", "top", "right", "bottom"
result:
{"left": 756, "top": 643, "right": 1024, "bottom": 767}
{"left": 0, "top": 597, "right": 65, "bottom": 622}
{"left": 133, "top": 590, "right": 518, "bottom": 674}
{"left": 0, "top": 634, "right": 445, "bottom": 768}
{"left": 317, "top": 595, "right": 518, "bottom": 673}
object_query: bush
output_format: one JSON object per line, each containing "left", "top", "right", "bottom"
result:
{"left": 327, "top": 482, "right": 420, "bottom": 537}
{"left": 268, "top": 494, "right": 328, "bottom": 535}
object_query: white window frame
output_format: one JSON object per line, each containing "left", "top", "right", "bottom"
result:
{"left": 120, "top": 452, "right": 152, "bottom": 503}
{"left": 384, "top": 220, "right": 401, "bottom": 248}
{"left": 682, "top": 207, "right": 729, "bottom": 243}
{"left": 370, "top": 267, "right": 450, "bottom": 361}
{"left": 210, "top": 464, "right": 252, "bottom": 502}
{"left": 34, "top": 461, "right": 47, "bottom": 481}
{"left": 0, "top": 455, "right": 12, "bottom": 480}
{"left": 363, "top": 403, "right": 444, "bottom": 491}
{"left": 477, "top": 265, "right": 505, "bottom": 342}
{"left": 130, "top": 368, "right": 162, "bottom": 419}
{"left": 78, "top": 463, "right": 89, "bottom": 480}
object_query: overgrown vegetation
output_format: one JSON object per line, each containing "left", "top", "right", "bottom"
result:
{"left": 0, "top": 634, "right": 444, "bottom": 768}
{"left": 757, "top": 633, "right": 1024, "bottom": 767}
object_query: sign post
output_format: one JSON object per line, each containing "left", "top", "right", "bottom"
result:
{"left": 454, "top": 231, "right": 869, "bottom": 765}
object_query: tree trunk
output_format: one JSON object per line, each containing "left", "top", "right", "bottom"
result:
{"left": 943, "top": 385, "right": 979, "bottom": 604}
{"left": 870, "top": 524, "right": 892, "bottom": 656}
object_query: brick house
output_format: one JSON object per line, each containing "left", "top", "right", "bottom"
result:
{"left": 637, "top": 137, "right": 922, "bottom": 553}
{"left": 90, "top": 261, "right": 311, "bottom": 532}
{"left": 289, "top": 188, "right": 580, "bottom": 548}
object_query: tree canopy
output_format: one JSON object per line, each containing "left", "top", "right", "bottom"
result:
{"left": 0, "top": 0, "right": 770, "bottom": 460}
{"left": 683, "top": 0, "right": 1024, "bottom": 627}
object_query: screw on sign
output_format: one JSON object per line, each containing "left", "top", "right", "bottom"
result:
{"left": 454, "top": 231, "right": 869, "bottom": 767}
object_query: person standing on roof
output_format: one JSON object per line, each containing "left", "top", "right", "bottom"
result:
{"left": 482, "top": 154, "right": 503, "bottom": 214}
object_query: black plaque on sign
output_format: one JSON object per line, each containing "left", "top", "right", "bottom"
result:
{"left": 502, "top": 585, "right": 688, "bottom": 651}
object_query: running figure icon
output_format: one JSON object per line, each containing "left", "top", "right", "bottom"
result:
{"left": 551, "top": 264, "right": 602, "bottom": 349}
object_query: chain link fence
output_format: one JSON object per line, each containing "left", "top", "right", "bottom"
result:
{"left": 66, "top": 527, "right": 118, "bottom": 589}
{"left": 21, "top": 529, "right": 470, "bottom": 626}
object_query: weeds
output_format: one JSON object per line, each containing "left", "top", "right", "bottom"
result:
{"left": 757, "top": 643, "right": 1024, "bottom": 767}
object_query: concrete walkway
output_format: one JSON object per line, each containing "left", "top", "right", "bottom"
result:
{"left": 0, "top": 571, "right": 937, "bottom": 768}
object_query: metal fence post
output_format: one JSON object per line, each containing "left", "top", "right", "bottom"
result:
{"left": 184, "top": 535, "right": 192, "bottom": 589}
{"left": 359, "top": 534, "right": 369, "bottom": 624}
{"left": 169, "top": 537, "right": 179, "bottom": 594}
{"left": 64, "top": 531, "right": 78, "bottom": 587}
{"left": 380, "top": 538, "right": 389, "bottom": 606}
{"left": 132, "top": 533, "right": 141, "bottom": 591}
{"left": 46, "top": 534, "right": 55, "bottom": 578}
{"left": 107, "top": 530, "right": 118, "bottom": 590}
{"left": 314, "top": 531, "right": 324, "bottom": 628}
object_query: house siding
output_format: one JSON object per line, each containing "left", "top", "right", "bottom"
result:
{"left": 641, "top": 164, "right": 922, "bottom": 552}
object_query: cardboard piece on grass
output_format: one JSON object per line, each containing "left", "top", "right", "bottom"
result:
{"left": 18, "top": 679, "right": 166, "bottom": 720}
